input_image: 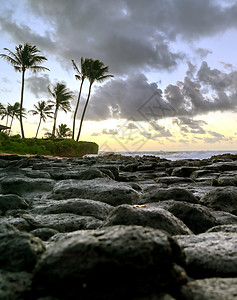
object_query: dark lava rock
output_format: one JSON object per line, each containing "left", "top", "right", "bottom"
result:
{"left": 49, "top": 178, "right": 140, "bottom": 206}
{"left": 180, "top": 277, "right": 237, "bottom": 300}
{"left": 30, "top": 228, "right": 59, "bottom": 241}
{"left": 0, "top": 231, "right": 45, "bottom": 272}
{"left": 102, "top": 204, "right": 192, "bottom": 235}
{"left": 155, "top": 176, "right": 194, "bottom": 184}
{"left": 211, "top": 176, "right": 237, "bottom": 187}
{"left": 153, "top": 200, "right": 219, "bottom": 234}
{"left": 200, "top": 187, "right": 237, "bottom": 215}
{"left": 171, "top": 166, "right": 198, "bottom": 177}
{"left": 146, "top": 187, "right": 198, "bottom": 204}
{"left": 176, "top": 232, "right": 237, "bottom": 278}
{"left": 0, "top": 223, "right": 19, "bottom": 233}
{"left": 206, "top": 224, "right": 237, "bottom": 233}
{"left": 33, "top": 198, "right": 113, "bottom": 221}
{"left": 0, "top": 176, "right": 55, "bottom": 197}
{"left": 0, "top": 270, "right": 32, "bottom": 300}
{"left": 0, "top": 194, "right": 28, "bottom": 213}
{"left": 33, "top": 225, "right": 186, "bottom": 300}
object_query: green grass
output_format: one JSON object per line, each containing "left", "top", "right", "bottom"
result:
{"left": 0, "top": 133, "right": 99, "bottom": 157}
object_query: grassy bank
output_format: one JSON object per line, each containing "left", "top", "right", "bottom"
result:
{"left": 0, "top": 133, "right": 99, "bottom": 157}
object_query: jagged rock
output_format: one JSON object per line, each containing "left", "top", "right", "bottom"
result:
{"left": 0, "top": 176, "right": 55, "bottom": 197}
{"left": 0, "top": 194, "right": 29, "bottom": 213}
{"left": 49, "top": 178, "right": 140, "bottom": 206}
{"left": 21, "top": 213, "right": 103, "bottom": 232}
{"left": 0, "top": 270, "right": 32, "bottom": 300}
{"left": 206, "top": 224, "right": 237, "bottom": 233}
{"left": 200, "top": 187, "right": 237, "bottom": 215}
{"left": 180, "top": 277, "right": 237, "bottom": 300}
{"left": 0, "top": 223, "right": 19, "bottom": 233}
{"left": 146, "top": 187, "right": 198, "bottom": 204}
{"left": 102, "top": 204, "right": 192, "bottom": 235}
{"left": 153, "top": 200, "right": 219, "bottom": 234}
{"left": 30, "top": 228, "right": 59, "bottom": 241}
{"left": 32, "top": 198, "right": 113, "bottom": 221}
{"left": 171, "top": 166, "right": 198, "bottom": 177}
{"left": 155, "top": 176, "right": 194, "bottom": 184}
{"left": 0, "top": 216, "right": 32, "bottom": 232}
{"left": 211, "top": 176, "right": 237, "bottom": 187}
{"left": 0, "top": 232, "right": 45, "bottom": 272}
{"left": 33, "top": 225, "right": 186, "bottom": 300}
{"left": 176, "top": 232, "right": 237, "bottom": 278}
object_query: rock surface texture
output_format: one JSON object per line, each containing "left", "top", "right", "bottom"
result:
{"left": 0, "top": 153, "right": 237, "bottom": 299}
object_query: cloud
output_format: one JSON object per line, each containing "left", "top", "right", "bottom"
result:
{"left": 26, "top": 74, "right": 52, "bottom": 98}
{"left": 149, "top": 121, "right": 173, "bottom": 137}
{"left": 173, "top": 117, "right": 207, "bottom": 135}
{"left": 102, "top": 129, "right": 118, "bottom": 135}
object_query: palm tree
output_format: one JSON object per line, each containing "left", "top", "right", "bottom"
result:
{"left": 29, "top": 100, "right": 54, "bottom": 138}
{"left": 48, "top": 83, "right": 74, "bottom": 137}
{"left": 0, "top": 43, "right": 49, "bottom": 138}
{"left": 71, "top": 58, "right": 91, "bottom": 140}
{"left": 1, "top": 103, "right": 13, "bottom": 127}
{"left": 8, "top": 102, "right": 22, "bottom": 134}
{"left": 57, "top": 123, "right": 72, "bottom": 138}
{"left": 76, "top": 59, "right": 113, "bottom": 142}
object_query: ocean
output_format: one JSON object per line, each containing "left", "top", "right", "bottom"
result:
{"left": 98, "top": 150, "right": 237, "bottom": 161}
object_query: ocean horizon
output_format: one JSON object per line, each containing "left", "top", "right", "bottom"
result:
{"left": 98, "top": 150, "right": 237, "bottom": 161}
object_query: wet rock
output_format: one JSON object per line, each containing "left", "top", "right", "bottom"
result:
{"left": 211, "top": 176, "right": 237, "bottom": 187}
{"left": 33, "top": 225, "right": 186, "bottom": 300}
{"left": 171, "top": 166, "right": 198, "bottom": 177}
{"left": 0, "top": 270, "right": 32, "bottom": 300}
{"left": 0, "top": 223, "right": 19, "bottom": 233}
{"left": 0, "top": 194, "right": 28, "bottom": 213}
{"left": 176, "top": 232, "right": 237, "bottom": 278}
{"left": 30, "top": 228, "right": 59, "bottom": 241}
{"left": 0, "top": 176, "right": 55, "bottom": 198}
{"left": 33, "top": 198, "right": 113, "bottom": 221}
{"left": 102, "top": 204, "right": 192, "bottom": 235}
{"left": 22, "top": 213, "right": 103, "bottom": 232}
{"left": 0, "top": 231, "right": 45, "bottom": 272}
{"left": 0, "top": 216, "right": 32, "bottom": 232}
{"left": 204, "top": 162, "right": 237, "bottom": 172}
{"left": 206, "top": 224, "right": 237, "bottom": 233}
{"left": 146, "top": 187, "right": 198, "bottom": 204}
{"left": 180, "top": 277, "right": 237, "bottom": 300}
{"left": 211, "top": 210, "right": 237, "bottom": 225}
{"left": 200, "top": 187, "right": 237, "bottom": 215}
{"left": 155, "top": 176, "right": 194, "bottom": 184}
{"left": 155, "top": 200, "right": 218, "bottom": 234}
{"left": 50, "top": 178, "right": 140, "bottom": 206}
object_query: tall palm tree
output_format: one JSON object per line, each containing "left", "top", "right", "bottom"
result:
{"left": 57, "top": 123, "right": 72, "bottom": 138}
{"left": 29, "top": 100, "right": 54, "bottom": 138}
{"left": 71, "top": 58, "right": 91, "bottom": 140}
{"left": 0, "top": 43, "right": 49, "bottom": 138}
{"left": 48, "top": 83, "right": 74, "bottom": 137}
{"left": 76, "top": 59, "right": 113, "bottom": 142}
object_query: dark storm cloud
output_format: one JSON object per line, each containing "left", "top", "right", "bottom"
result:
{"left": 26, "top": 74, "right": 52, "bottom": 98}
{"left": 2, "top": 0, "right": 237, "bottom": 75}
{"left": 173, "top": 117, "right": 207, "bottom": 134}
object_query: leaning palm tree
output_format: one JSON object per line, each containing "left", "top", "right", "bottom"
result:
{"left": 0, "top": 43, "right": 49, "bottom": 138}
{"left": 29, "top": 100, "right": 54, "bottom": 138}
{"left": 48, "top": 83, "right": 74, "bottom": 138}
{"left": 76, "top": 59, "right": 113, "bottom": 142}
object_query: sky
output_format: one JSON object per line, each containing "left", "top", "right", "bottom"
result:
{"left": 1, "top": 0, "right": 237, "bottom": 152}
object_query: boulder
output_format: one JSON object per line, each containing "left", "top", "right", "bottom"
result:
{"left": 30, "top": 228, "right": 59, "bottom": 241}
{"left": 211, "top": 176, "right": 237, "bottom": 187}
{"left": 155, "top": 177, "right": 194, "bottom": 184}
{"left": 180, "top": 277, "right": 237, "bottom": 300}
{"left": 171, "top": 167, "right": 198, "bottom": 177}
{"left": 102, "top": 204, "right": 192, "bottom": 235}
{"left": 176, "top": 232, "right": 237, "bottom": 278}
{"left": 33, "top": 198, "right": 113, "bottom": 221}
{"left": 49, "top": 178, "right": 140, "bottom": 206}
{"left": 210, "top": 210, "right": 237, "bottom": 225}
{"left": 146, "top": 187, "right": 198, "bottom": 204}
{"left": 200, "top": 187, "right": 237, "bottom": 215}
{"left": 0, "top": 223, "right": 19, "bottom": 234}
{"left": 0, "top": 232, "right": 45, "bottom": 272}
{"left": 153, "top": 200, "right": 219, "bottom": 234}
{"left": 33, "top": 225, "right": 186, "bottom": 300}
{"left": 21, "top": 213, "right": 103, "bottom": 232}
{"left": 0, "top": 194, "right": 28, "bottom": 213}
{"left": 0, "top": 270, "right": 32, "bottom": 300}
{"left": 0, "top": 176, "right": 55, "bottom": 198}
{"left": 206, "top": 224, "right": 237, "bottom": 233}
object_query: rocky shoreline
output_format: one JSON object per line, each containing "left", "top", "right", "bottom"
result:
{"left": 1, "top": 153, "right": 237, "bottom": 299}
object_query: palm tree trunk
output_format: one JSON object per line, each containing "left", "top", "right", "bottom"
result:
{"left": 72, "top": 77, "right": 85, "bottom": 140}
{"left": 20, "top": 70, "right": 25, "bottom": 138}
{"left": 52, "top": 106, "right": 58, "bottom": 138}
{"left": 76, "top": 82, "right": 93, "bottom": 142}
{"left": 35, "top": 117, "right": 42, "bottom": 138}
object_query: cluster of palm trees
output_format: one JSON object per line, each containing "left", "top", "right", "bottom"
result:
{"left": 0, "top": 43, "right": 113, "bottom": 141}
